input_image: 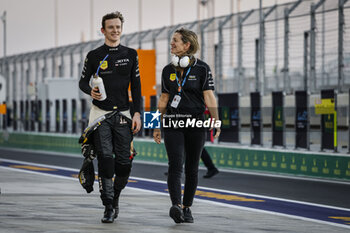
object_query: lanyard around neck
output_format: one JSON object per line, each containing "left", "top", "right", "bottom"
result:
{"left": 175, "top": 67, "right": 191, "bottom": 95}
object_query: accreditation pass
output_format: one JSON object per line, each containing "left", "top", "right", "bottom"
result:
{"left": 170, "top": 94, "right": 181, "bottom": 108}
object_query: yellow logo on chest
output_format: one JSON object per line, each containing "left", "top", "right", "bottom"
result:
{"left": 99, "top": 61, "right": 108, "bottom": 70}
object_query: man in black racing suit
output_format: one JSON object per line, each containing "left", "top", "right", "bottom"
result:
{"left": 79, "top": 11, "right": 141, "bottom": 223}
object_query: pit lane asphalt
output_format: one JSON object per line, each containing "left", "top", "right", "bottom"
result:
{"left": 0, "top": 147, "right": 349, "bottom": 209}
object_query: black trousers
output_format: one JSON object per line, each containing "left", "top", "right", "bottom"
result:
{"left": 164, "top": 127, "right": 206, "bottom": 207}
{"left": 93, "top": 113, "right": 133, "bottom": 206}
{"left": 201, "top": 148, "right": 216, "bottom": 171}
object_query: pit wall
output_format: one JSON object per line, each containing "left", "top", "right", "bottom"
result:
{"left": 1, "top": 132, "right": 349, "bottom": 180}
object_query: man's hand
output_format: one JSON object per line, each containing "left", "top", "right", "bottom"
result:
{"left": 91, "top": 87, "right": 102, "bottom": 100}
{"left": 132, "top": 112, "right": 141, "bottom": 134}
{"left": 153, "top": 128, "right": 161, "bottom": 144}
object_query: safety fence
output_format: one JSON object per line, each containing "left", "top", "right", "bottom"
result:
{"left": 0, "top": 88, "right": 349, "bottom": 153}
{"left": 0, "top": 0, "right": 349, "bottom": 103}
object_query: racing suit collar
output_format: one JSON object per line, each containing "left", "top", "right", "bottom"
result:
{"left": 103, "top": 44, "right": 121, "bottom": 53}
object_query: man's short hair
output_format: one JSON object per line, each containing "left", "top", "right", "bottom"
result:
{"left": 102, "top": 11, "right": 124, "bottom": 29}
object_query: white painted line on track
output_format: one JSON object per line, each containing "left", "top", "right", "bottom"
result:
{"left": 1, "top": 158, "right": 350, "bottom": 230}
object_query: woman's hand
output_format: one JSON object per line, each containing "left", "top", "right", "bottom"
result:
{"left": 153, "top": 93, "right": 169, "bottom": 144}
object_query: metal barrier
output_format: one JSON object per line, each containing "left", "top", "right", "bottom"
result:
{"left": 0, "top": 0, "right": 349, "bottom": 153}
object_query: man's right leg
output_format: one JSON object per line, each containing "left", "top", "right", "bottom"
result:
{"left": 93, "top": 120, "right": 115, "bottom": 223}
{"left": 112, "top": 114, "right": 133, "bottom": 219}
{"left": 113, "top": 163, "right": 130, "bottom": 219}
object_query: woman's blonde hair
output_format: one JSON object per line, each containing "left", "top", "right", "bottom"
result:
{"left": 174, "top": 28, "right": 200, "bottom": 56}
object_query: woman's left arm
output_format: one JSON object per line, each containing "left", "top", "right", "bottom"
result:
{"left": 203, "top": 90, "right": 221, "bottom": 138}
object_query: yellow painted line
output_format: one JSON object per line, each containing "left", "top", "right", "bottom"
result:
{"left": 165, "top": 189, "right": 265, "bottom": 202}
{"left": 10, "top": 165, "right": 56, "bottom": 171}
{"left": 194, "top": 190, "right": 265, "bottom": 202}
{"left": 329, "top": 216, "right": 350, "bottom": 221}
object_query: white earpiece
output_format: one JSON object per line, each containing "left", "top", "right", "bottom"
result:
{"left": 171, "top": 55, "right": 180, "bottom": 67}
{"left": 179, "top": 56, "right": 190, "bottom": 68}
{"left": 171, "top": 54, "right": 190, "bottom": 68}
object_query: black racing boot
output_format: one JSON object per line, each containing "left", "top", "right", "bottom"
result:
{"left": 101, "top": 205, "right": 114, "bottom": 223}
{"left": 112, "top": 196, "right": 119, "bottom": 219}
{"left": 183, "top": 207, "right": 194, "bottom": 223}
{"left": 113, "top": 175, "right": 129, "bottom": 219}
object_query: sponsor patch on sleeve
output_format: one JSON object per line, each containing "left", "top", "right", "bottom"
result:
{"left": 170, "top": 73, "right": 176, "bottom": 81}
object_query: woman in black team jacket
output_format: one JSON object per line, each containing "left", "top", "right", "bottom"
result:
{"left": 153, "top": 28, "right": 221, "bottom": 224}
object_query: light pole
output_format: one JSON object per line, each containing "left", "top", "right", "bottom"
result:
{"left": 139, "top": 0, "right": 142, "bottom": 49}
{"left": 54, "top": 0, "right": 58, "bottom": 47}
{"left": 170, "top": 0, "right": 174, "bottom": 26}
{"left": 259, "top": 0, "right": 264, "bottom": 95}
{"left": 139, "top": 0, "right": 142, "bottom": 32}
{"left": 198, "top": 0, "right": 215, "bottom": 69}
{"left": 1, "top": 11, "right": 7, "bottom": 130}
{"left": 90, "top": 0, "right": 94, "bottom": 41}
{"left": 1, "top": 11, "right": 6, "bottom": 75}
